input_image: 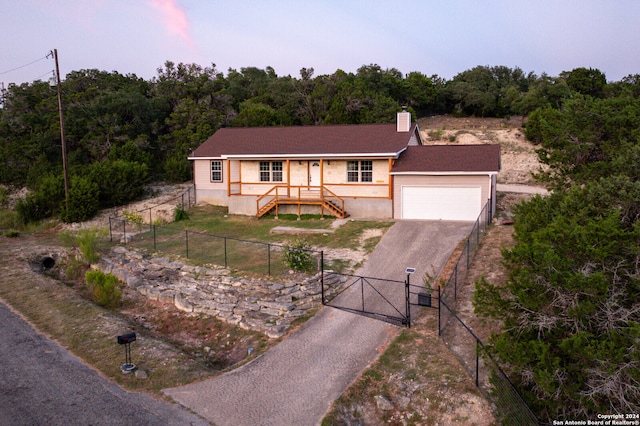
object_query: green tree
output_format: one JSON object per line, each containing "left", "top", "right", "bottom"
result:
{"left": 475, "top": 180, "right": 640, "bottom": 420}
{"left": 526, "top": 96, "right": 640, "bottom": 189}
{"left": 86, "top": 160, "right": 149, "bottom": 207}
{"left": 561, "top": 67, "right": 607, "bottom": 98}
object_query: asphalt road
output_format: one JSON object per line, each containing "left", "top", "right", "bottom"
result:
{"left": 0, "top": 302, "right": 208, "bottom": 426}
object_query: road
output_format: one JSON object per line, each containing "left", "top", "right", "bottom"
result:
{"left": 0, "top": 302, "right": 208, "bottom": 426}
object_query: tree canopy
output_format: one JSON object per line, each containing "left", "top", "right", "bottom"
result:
{"left": 1, "top": 62, "right": 636, "bottom": 224}
{"left": 475, "top": 79, "right": 640, "bottom": 420}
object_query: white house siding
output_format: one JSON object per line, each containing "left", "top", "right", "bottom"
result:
{"left": 193, "top": 159, "right": 229, "bottom": 206}
{"left": 392, "top": 175, "right": 492, "bottom": 220}
{"left": 231, "top": 159, "right": 390, "bottom": 198}
{"left": 323, "top": 159, "right": 390, "bottom": 198}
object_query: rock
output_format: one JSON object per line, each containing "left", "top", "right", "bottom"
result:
{"left": 134, "top": 369, "right": 148, "bottom": 379}
{"left": 158, "top": 291, "right": 177, "bottom": 304}
{"left": 397, "top": 395, "right": 411, "bottom": 409}
{"left": 174, "top": 293, "right": 193, "bottom": 312}
{"left": 97, "top": 249, "right": 327, "bottom": 337}
{"left": 374, "top": 395, "right": 394, "bottom": 411}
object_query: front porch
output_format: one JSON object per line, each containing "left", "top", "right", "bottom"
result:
{"left": 256, "top": 186, "right": 347, "bottom": 219}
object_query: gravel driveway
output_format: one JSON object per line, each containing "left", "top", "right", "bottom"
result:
{"left": 164, "top": 219, "right": 474, "bottom": 426}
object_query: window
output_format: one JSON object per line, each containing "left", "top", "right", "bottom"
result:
{"left": 211, "top": 160, "right": 223, "bottom": 182}
{"left": 361, "top": 160, "right": 373, "bottom": 182}
{"left": 347, "top": 160, "right": 373, "bottom": 182}
{"left": 260, "top": 161, "right": 283, "bottom": 182}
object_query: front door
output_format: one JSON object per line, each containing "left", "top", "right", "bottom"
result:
{"left": 309, "top": 161, "right": 321, "bottom": 189}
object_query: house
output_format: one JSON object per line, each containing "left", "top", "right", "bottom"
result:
{"left": 188, "top": 111, "right": 501, "bottom": 221}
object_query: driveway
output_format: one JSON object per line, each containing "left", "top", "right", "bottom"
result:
{"left": 163, "top": 220, "right": 474, "bottom": 426}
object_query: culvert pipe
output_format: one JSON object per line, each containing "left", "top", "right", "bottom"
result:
{"left": 41, "top": 256, "right": 55, "bottom": 270}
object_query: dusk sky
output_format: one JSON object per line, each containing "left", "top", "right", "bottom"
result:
{"left": 1, "top": 0, "right": 639, "bottom": 86}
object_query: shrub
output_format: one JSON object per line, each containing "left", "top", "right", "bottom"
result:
{"left": 174, "top": 207, "right": 189, "bottom": 221}
{"left": 60, "top": 176, "right": 100, "bottom": 223}
{"left": 0, "top": 187, "right": 8, "bottom": 208}
{"left": 123, "top": 210, "right": 144, "bottom": 223}
{"left": 87, "top": 160, "right": 149, "bottom": 207}
{"left": 78, "top": 228, "right": 107, "bottom": 264}
{"left": 61, "top": 228, "right": 106, "bottom": 264}
{"left": 3, "top": 229, "right": 19, "bottom": 238}
{"left": 16, "top": 192, "right": 52, "bottom": 224}
{"left": 0, "top": 210, "right": 20, "bottom": 229}
{"left": 65, "top": 256, "right": 88, "bottom": 281}
{"left": 85, "top": 270, "right": 122, "bottom": 307}
{"left": 283, "top": 238, "right": 315, "bottom": 272}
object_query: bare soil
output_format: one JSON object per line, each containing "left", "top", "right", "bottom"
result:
{"left": 418, "top": 115, "right": 545, "bottom": 186}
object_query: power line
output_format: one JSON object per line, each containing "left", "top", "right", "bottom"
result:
{"left": 0, "top": 54, "right": 49, "bottom": 76}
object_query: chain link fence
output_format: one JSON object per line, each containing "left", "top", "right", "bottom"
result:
{"left": 108, "top": 187, "right": 322, "bottom": 277}
{"left": 108, "top": 217, "right": 323, "bottom": 277}
{"left": 436, "top": 201, "right": 542, "bottom": 425}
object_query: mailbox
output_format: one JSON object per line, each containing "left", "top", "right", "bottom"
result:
{"left": 117, "top": 332, "right": 136, "bottom": 344}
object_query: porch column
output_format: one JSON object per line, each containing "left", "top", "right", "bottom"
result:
{"left": 388, "top": 158, "right": 393, "bottom": 199}
{"left": 227, "top": 159, "right": 231, "bottom": 196}
{"left": 286, "top": 159, "right": 291, "bottom": 197}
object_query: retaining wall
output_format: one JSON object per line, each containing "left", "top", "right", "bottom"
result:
{"left": 98, "top": 246, "right": 344, "bottom": 338}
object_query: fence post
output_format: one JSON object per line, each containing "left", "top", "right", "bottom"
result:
{"left": 437, "top": 285, "right": 441, "bottom": 336}
{"left": 224, "top": 237, "right": 228, "bottom": 268}
{"left": 185, "top": 230, "right": 189, "bottom": 258}
{"left": 267, "top": 243, "right": 271, "bottom": 276}
{"left": 454, "top": 264, "right": 458, "bottom": 300}
{"left": 360, "top": 278, "right": 365, "bottom": 312}
{"left": 475, "top": 338, "right": 480, "bottom": 387}
{"left": 149, "top": 209, "right": 152, "bottom": 230}
{"left": 321, "top": 251, "right": 325, "bottom": 304}
{"left": 405, "top": 274, "right": 411, "bottom": 328}
{"left": 153, "top": 224, "right": 157, "bottom": 251}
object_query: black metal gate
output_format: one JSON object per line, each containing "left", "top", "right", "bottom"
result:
{"left": 321, "top": 272, "right": 438, "bottom": 327}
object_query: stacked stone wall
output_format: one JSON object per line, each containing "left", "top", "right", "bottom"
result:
{"left": 98, "top": 247, "right": 344, "bottom": 338}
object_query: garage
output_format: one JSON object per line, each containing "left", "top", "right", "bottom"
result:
{"left": 401, "top": 186, "right": 482, "bottom": 221}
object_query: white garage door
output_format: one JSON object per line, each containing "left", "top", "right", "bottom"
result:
{"left": 402, "top": 186, "right": 482, "bottom": 221}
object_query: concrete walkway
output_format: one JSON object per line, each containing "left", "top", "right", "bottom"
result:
{"left": 163, "top": 220, "right": 474, "bottom": 426}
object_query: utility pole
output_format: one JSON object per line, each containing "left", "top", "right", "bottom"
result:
{"left": 52, "top": 49, "right": 69, "bottom": 210}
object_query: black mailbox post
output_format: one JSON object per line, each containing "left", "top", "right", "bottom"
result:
{"left": 117, "top": 332, "right": 136, "bottom": 373}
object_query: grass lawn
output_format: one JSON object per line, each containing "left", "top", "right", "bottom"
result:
{"left": 119, "top": 205, "right": 394, "bottom": 275}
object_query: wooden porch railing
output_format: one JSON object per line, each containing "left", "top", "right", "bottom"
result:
{"left": 256, "top": 185, "right": 346, "bottom": 219}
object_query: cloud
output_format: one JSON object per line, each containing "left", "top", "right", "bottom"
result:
{"left": 148, "top": 0, "right": 194, "bottom": 48}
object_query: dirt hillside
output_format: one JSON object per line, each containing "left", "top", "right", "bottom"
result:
{"left": 418, "top": 115, "right": 543, "bottom": 186}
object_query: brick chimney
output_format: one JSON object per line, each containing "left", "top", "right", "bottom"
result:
{"left": 397, "top": 107, "right": 411, "bottom": 132}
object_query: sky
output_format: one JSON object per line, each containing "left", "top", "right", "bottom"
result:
{"left": 1, "top": 0, "right": 639, "bottom": 86}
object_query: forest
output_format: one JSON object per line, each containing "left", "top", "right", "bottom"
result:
{"left": 1, "top": 61, "right": 640, "bottom": 421}
{"left": 1, "top": 62, "right": 638, "bottom": 223}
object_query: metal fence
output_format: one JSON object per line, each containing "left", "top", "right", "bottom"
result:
{"left": 108, "top": 217, "right": 323, "bottom": 277}
{"left": 113, "top": 185, "right": 197, "bottom": 225}
{"left": 439, "top": 299, "right": 540, "bottom": 425}
{"left": 435, "top": 201, "right": 542, "bottom": 425}
{"left": 108, "top": 186, "right": 323, "bottom": 277}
